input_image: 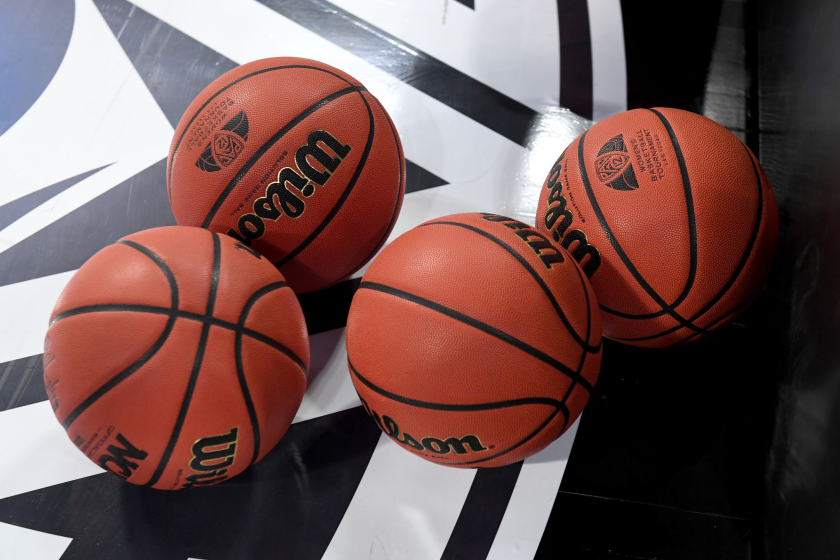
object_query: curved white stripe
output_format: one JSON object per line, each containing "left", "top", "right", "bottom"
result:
{"left": 325, "top": 0, "right": 561, "bottom": 112}
{"left": 0, "top": 158, "right": 163, "bottom": 257}
{"left": 0, "top": 0, "right": 172, "bottom": 221}
{"left": 485, "top": 418, "right": 580, "bottom": 559}
{"left": 588, "top": 0, "right": 627, "bottom": 120}
{"left": 321, "top": 434, "right": 476, "bottom": 560}
{"left": 294, "top": 328, "right": 359, "bottom": 423}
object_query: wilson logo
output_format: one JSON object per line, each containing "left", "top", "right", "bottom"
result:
{"left": 98, "top": 433, "right": 148, "bottom": 480}
{"left": 228, "top": 130, "right": 351, "bottom": 246}
{"left": 595, "top": 134, "right": 639, "bottom": 191}
{"left": 182, "top": 427, "right": 238, "bottom": 489}
{"left": 480, "top": 213, "right": 566, "bottom": 270}
{"left": 361, "top": 398, "right": 488, "bottom": 456}
{"left": 196, "top": 111, "right": 250, "bottom": 172}
{"left": 542, "top": 153, "right": 602, "bottom": 277}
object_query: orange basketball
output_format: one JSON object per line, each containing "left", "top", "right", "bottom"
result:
{"left": 43, "top": 226, "right": 308, "bottom": 489}
{"left": 536, "top": 108, "right": 779, "bottom": 348}
{"left": 345, "top": 213, "right": 602, "bottom": 468}
{"left": 167, "top": 57, "right": 405, "bottom": 293}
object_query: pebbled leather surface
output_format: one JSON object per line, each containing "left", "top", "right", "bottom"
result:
{"left": 346, "top": 212, "right": 602, "bottom": 468}
{"left": 536, "top": 108, "right": 779, "bottom": 347}
{"left": 44, "top": 226, "right": 309, "bottom": 489}
{"left": 167, "top": 57, "right": 405, "bottom": 293}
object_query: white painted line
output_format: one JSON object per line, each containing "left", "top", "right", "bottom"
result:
{"left": 294, "top": 328, "right": 360, "bottom": 423}
{"left": 0, "top": 400, "right": 103, "bottom": 501}
{"left": 0, "top": 521, "right": 72, "bottom": 560}
{"left": 0, "top": 0, "right": 172, "bottom": 247}
{"left": 0, "top": 271, "right": 75, "bottom": 365}
{"left": 0, "top": 158, "right": 164, "bottom": 257}
{"left": 485, "top": 418, "right": 581, "bottom": 560}
{"left": 587, "top": 0, "right": 628, "bottom": 121}
{"left": 321, "top": 434, "right": 477, "bottom": 560}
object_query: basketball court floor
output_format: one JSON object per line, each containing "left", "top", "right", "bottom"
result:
{"left": 0, "top": 1, "right": 764, "bottom": 558}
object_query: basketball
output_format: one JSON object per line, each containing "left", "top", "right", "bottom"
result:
{"left": 345, "top": 213, "right": 602, "bottom": 468}
{"left": 535, "top": 108, "right": 779, "bottom": 348}
{"left": 167, "top": 57, "right": 406, "bottom": 293}
{"left": 42, "top": 226, "right": 308, "bottom": 489}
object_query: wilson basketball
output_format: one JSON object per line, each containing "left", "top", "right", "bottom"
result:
{"left": 43, "top": 226, "right": 308, "bottom": 489}
{"left": 345, "top": 213, "right": 602, "bottom": 468}
{"left": 536, "top": 108, "right": 779, "bottom": 348}
{"left": 167, "top": 57, "right": 405, "bottom": 293}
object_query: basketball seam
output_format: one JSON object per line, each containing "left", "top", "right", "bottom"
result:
{"left": 60, "top": 317, "right": 177, "bottom": 431}
{"left": 419, "top": 220, "right": 601, "bottom": 354}
{"left": 350, "top": 361, "right": 568, "bottom": 467}
{"left": 445, "top": 407, "right": 566, "bottom": 466}
{"left": 597, "top": 306, "right": 668, "bottom": 320}
{"left": 673, "top": 285, "right": 762, "bottom": 346}
{"left": 332, "top": 94, "right": 406, "bottom": 286}
{"left": 49, "top": 302, "right": 307, "bottom": 375}
{"left": 235, "top": 280, "right": 303, "bottom": 466}
{"left": 648, "top": 108, "right": 699, "bottom": 312}
{"left": 144, "top": 232, "right": 222, "bottom": 488}
{"left": 350, "top": 360, "right": 563, "bottom": 411}
{"left": 272, "top": 90, "right": 376, "bottom": 269}
{"left": 559, "top": 249, "right": 598, "bottom": 418}
{"left": 358, "top": 281, "right": 593, "bottom": 394}
{"left": 201, "top": 85, "right": 366, "bottom": 228}
{"left": 117, "top": 241, "right": 180, "bottom": 309}
{"left": 167, "top": 64, "right": 357, "bottom": 200}
{"left": 577, "top": 130, "right": 703, "bottom": 334}
{"left": 596, "top": 109, "right": 699, "bottom": 321}
{"left": 59, "top": 240, "right": 180, "bottom": 431}
{"left": 608, "top": 143, "right": 766, "bottom": 343}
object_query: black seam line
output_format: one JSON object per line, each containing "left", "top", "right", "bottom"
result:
{"left": 351, "top": 360, "right": 568, "bottom": 466}
{"left": 273, "top": 89, "right": 376, "bottom": 268}
{"left": 61, "top": 241, "right": 180, "bottom": 431}
{"left": 672, "top": 286, "right": 762, "bottom": 347}
{"left": 49, "top": 302, "right": 308, "bottom": 376}
{"left": 577, "top": 131, "right": 703, "bottom": 333}
{"left": 341, "top": 95, "right": 406, "bottom": 282}
{"left": 236, "top": 281, "right": 297, "bottom": 465}
{"left": 561, "top": 250, "right": 598, "bottom": 408}
{"left": 117, "top": 241, "right": 180, "bottom": 309}
{"left": 598, "top": 111, "right": 701, "bottom": 321}
{"left": 608, "top": 144, "right": 766, "bottom": 343}
{"left": 201, "top": 84, "right": 366, "bottom": 228}
{"left": 145, "top": 320, "right": 210, "bottom": 488}
{"left": 359, "top": 281, "right": 593, "bottom": 394}
{"left": 145, "top": 232, "right": 222, "bottom": 488}
{"left": 419, "top": 221, "right": 601, "bottom": 355}
{"left": 685, "top": 145, "right": 765, "bottom": 323}
{"left": 60, "top": 317, "right": 176, "bottom": 431}
{"left": 598, "top": 304, "right": 666, "bottom": 320}
{"left": 206, "top": 233, "right": 222, "bottom": 315}
{"left": 167, "top": 64, "right": 356, "bottom": 194}
{"left": 649, "top": 109, "right": 699, "bottom": 311}
{"left": 349, "top": 359, "right": 562, "bottom": 412}
{"left": 609, "top": 287, "right": 757, "bottom": 344}
{"left": 437, "top": 406, "right": 567, "bottom": 466}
